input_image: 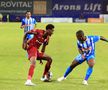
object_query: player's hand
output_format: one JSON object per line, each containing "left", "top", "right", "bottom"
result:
{"left": 82, "top": 54, "right": 85, "bottom": 59}
{"left": 39, "top": 59, "right": 43, "bottom": 65}
{"left": 43, "top": 41, "right": 48, "bottom": 45}
{"left": 21, "top": 25, "right": 27, "bottom": 29}
{"left": 22, "top": 42, "right": 29, "bottom": 50}
{"left": 22, "top": 43, "right": 27, "bottom": 50}
{"left": 22, "top": 38, "right": 29, "bottom": 50}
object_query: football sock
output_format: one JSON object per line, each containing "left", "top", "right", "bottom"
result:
{"left": 28, "top": 64, "right": 35, "bottom": 80}
{"left": 64, "top": 66, "right": 72, "bottom": 78}
{"left": 43, "top": 62, "right": 51, "bottom": 76}
{"left": 84, "top": 67, "right": 93, "bottom": 81}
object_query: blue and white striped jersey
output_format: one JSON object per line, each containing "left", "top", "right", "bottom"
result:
{"left": 77, "top": 36, "right": 100, "bottom": 57}
{"left": 21, "top": 17, "right": 36, "bottom": 33}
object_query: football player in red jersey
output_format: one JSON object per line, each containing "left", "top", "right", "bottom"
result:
{"left": 22, "top": 24, "right": 54, "bottom": 86}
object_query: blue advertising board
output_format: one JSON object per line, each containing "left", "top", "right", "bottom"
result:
{"left": 52, "top": 0, "right": 108, "bottom": 18}
{"left": 3, "top": 0, "right": 108, "bottom": 21}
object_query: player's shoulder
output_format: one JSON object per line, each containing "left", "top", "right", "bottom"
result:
{"left": 77, "top": 40, "right": 80, "bottom": 44}
{"left": 36, "top": 29, "right": 45, "bottom": 32}
{"left": 31, "top": 17, "right": 36, "bottom": 20}
{"left": 87, "top": 35, "right": 94, "bottom": 39}
{"left": 30, "top": 29, "right": 44, "bottom": 34}
{"left": 87, "top": 35, "right": 99, "bottom": 38}
{"left": 21, "top": 18, "right": 26, "bottom": 21}
{"left": 23, "top": 17, "right": 26, "bottom": 20}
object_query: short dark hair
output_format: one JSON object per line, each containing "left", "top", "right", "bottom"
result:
{"left": 46, "top": 24, "right": 54, "bottom": 30}
{"left": 26, "top": 11, "right": 31, "bottom": 14}
{"left": 76, "top": 30, "right": 84, "bottom": 36}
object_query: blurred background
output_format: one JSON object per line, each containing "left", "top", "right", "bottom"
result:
{"left": 0, "top": 0, "right": 108, "bottom": 23}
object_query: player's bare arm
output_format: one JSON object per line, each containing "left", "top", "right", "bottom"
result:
{"left": 41, "top": 39, "right": 49, "bottom": 53}
{"left": 22, "top": 38, "right": 28, "bottom": 50}
{"left": 23, "top": 30, "right": 37, "bottom": 39}
{"left": 78, "top": 48, "right": 83, "bottom": 54}
{"left": 41, "top": 44, "right": 47, "bottom": 53}
{"left": 21, "top": 24, "right": 32, "bottom": 29}
{"left": 100, "top": 36, "right": 108, "bottom": 42}
{"left": 20, "top": 24, "right": 30, "bottom": 28}
{"left": 20, "top": 25, "right": 26, "bottom": 29}
{"left": 39, "top": 38, "right": 49, "bottom": 64}
{"left": 78, "top": 48, "right": 85, "bottom": 59}
{"left": 78, "top": 47, "right": 92, "bottom": 59}
{"left": 41, "top": 35, "right": 50, "bottom": 53}
{"left": 22, "top": 30, "right": 37, "bottom": 50}
{"left": 39, "top": 44, "right": 47, "bottom": 64}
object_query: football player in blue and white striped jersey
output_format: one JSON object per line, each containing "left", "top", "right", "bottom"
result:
{"left": 58, "top": 30, "right": 108, "bottom": 85}
{"left": 21, "top": 11, "right": 37, "bottom": 40}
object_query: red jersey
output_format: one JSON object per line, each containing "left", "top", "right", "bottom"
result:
{"left": 28, "top": 29, "right": 49, "bottom": 49}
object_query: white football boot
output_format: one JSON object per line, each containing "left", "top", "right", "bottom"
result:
{"left": 57, "top": 76, "right": 66, "bottom": 82}
{"left": 41, "top": 75, "right": 49, "bottom": 82}
{"left": 82, "top": 80, "right": 88, "bottom": 85}
{"left": 25, "top": 80, "right": 36, "bottom": 86}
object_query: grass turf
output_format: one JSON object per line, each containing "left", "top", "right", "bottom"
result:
{"left": 0, "top": 22, "right": 108, "bottom": 90}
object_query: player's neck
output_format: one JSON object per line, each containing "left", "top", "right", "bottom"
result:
{"left": 43, "top": 33, "right": 47, "bottom": 39}
{"left": 80, "top": 36, "right": 86, "bottom": 43}
{"left": 26, "top": 17, "right": 31, "bottom": 19}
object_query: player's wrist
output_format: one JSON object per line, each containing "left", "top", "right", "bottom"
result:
{"left": 41, "top": 52, "right": 44, "bottom": 55}
{"left": 81, "top": 54, "right": 85, "bottom": 59}
{"left": 40, "top": 52, "right": 44, "bottom": 57}
{"left": 42, "top": 52, "right": 44, "bottom": 54}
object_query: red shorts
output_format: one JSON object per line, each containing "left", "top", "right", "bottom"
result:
{"left": 27, "top": 46, "right": 43, "bottom": 60}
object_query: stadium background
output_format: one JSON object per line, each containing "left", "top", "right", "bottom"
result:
{"left": 0, "top": 0, "right": 108, "bottom": 23}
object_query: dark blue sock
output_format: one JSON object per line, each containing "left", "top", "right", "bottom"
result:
{"left": 64, "top": 66, "right": 72, "bottom": 78}
{"left": 85, "top": 67, "right": 93, "bottom": 81}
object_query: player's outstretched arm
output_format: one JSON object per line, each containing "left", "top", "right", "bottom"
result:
{"left": 100, "top": 36, "right": 108, "bottom": 42}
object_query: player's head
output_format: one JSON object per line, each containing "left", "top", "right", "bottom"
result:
{"left": 76, "top": 30, "right": 86, "bottom": 43}
{"left": 26, "top": 11, "right": 31, "bottom": 19}
{"left": 46, "top": 24, "right": 54, "bottom": 36}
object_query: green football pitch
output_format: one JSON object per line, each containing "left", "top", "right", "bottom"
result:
{"left": 0, "top": 23, "right": 108, "bottom": 90}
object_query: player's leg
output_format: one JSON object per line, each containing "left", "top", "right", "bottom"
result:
{"left": 57, "top": 54, "right": 85, "bottom": 82}
{"left": 25, "top": 56, "right": 36, "bottom": 86}
{"left": 57, "top": 60, "right": 80, "bottom": 81}
{"left": 37, "top": 53, "right": 52, "bottom": 81}
{"left": 64, "top": 60, "right": 80, "bottom": 78}
{"left": 27, "top": 56, "right": 36, "bottom": 81}
{"left": 83, "top": 55, "right": 95, "bottom": 85}
{"left": 25, "top": 47, "right": 37, "bottom": 86}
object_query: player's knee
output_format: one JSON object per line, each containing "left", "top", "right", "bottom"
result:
{"left": 70, "top": 60, "right": 79, "bottom": 69}
{"left": 88, "top": 62, "right": 95, "bottom": 67}
{"left": 30, "top": 56, "right": 36, "bottom": 64}
{"left": 47, "top": 57, "right": 52, "bottom": 64}
{"left": 88, "top": 59, "right": 95, "bottom": 67}
{"left": 31, "top": 60, "right": 36, "bottom": 65}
